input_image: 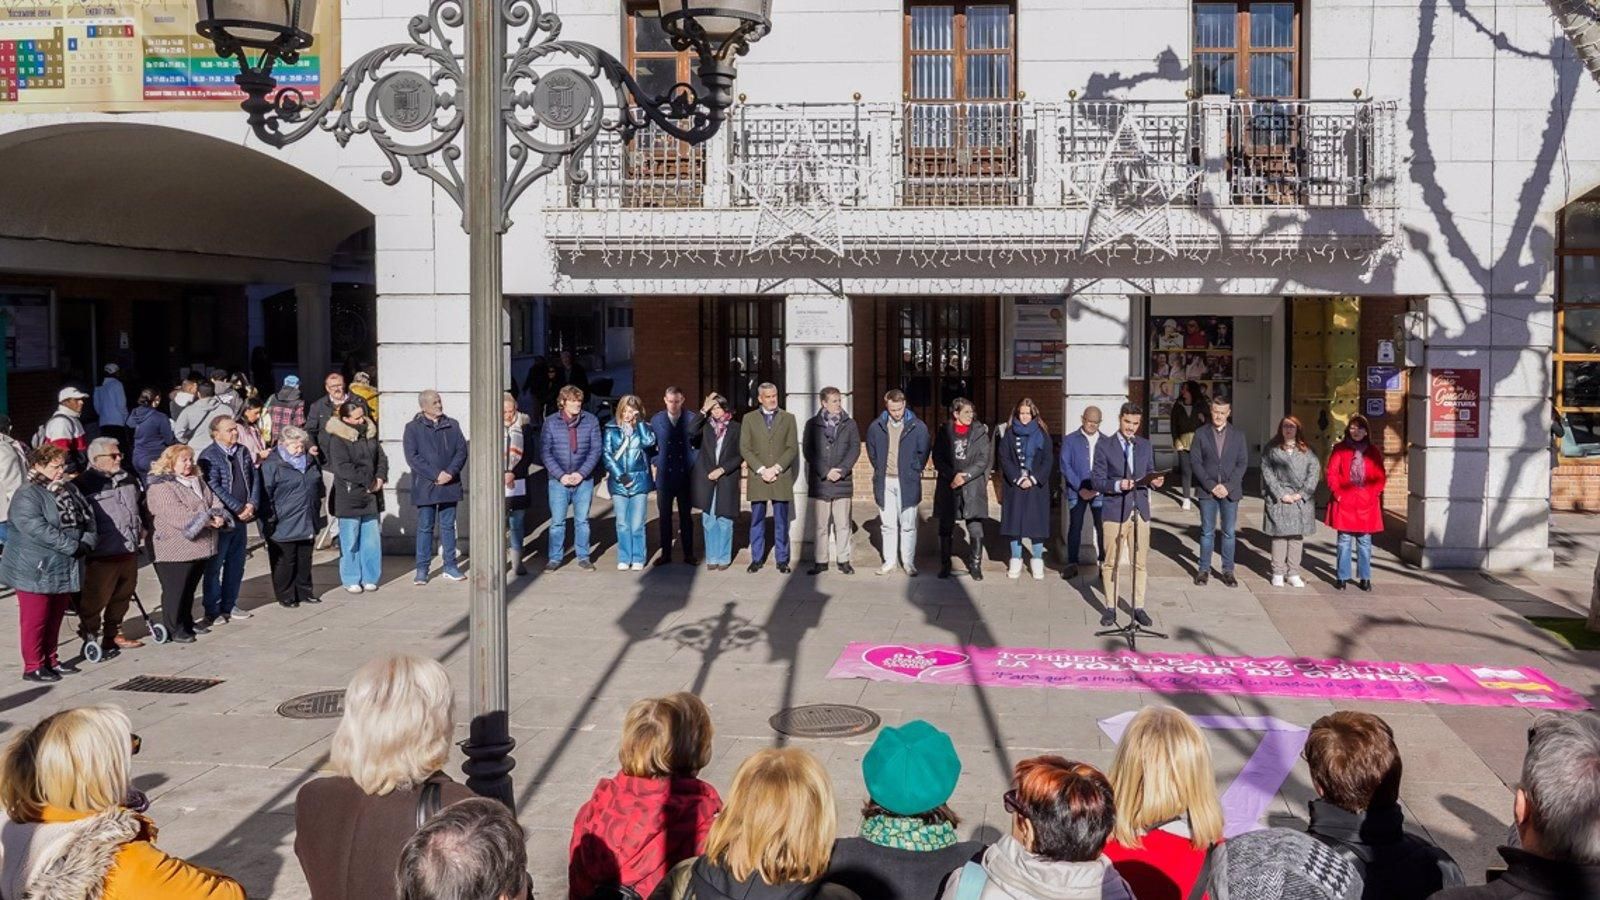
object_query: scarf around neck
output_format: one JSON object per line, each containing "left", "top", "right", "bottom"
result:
{"left": 710, "top": 412, "right": 731, "bottom": 441}
{"left": 821, "top": 409, "right": 843, "bottom": 440}
{"left": 1009, "top": 417, "right": 1045, "bottom": 462}
{"left": 1347, "top": 439, "right": 1370, "bottom": 485}
{"left": 33, "top": 471, "right": 92, "bottom": 530}
{"left": 278, "top": 444, "right": 309, "bottom": 472}
{"left": 860, "top": 815, "right": 959, "bottom": 852}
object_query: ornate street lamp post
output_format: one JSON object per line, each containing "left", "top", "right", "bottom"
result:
{"left": 195, "top": 0, "right": 770, "bottom": 805}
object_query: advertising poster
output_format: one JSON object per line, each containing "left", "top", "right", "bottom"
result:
{"left": 1148, "top": 315, "right": 1234, "bottom": 425}
{"left": 1429, "top": 368, "right": 1481, "bottom": 439}
{"left": 0, "top": 1, "right": 340, "bottom": 111}
{"left": 1008, "top": 298, "right": 1065, "bottom": 377}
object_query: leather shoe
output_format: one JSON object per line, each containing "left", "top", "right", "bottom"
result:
{"left": 1193, "top": 571, "right": 1209, "bottom": 586}
{"left": 1335, "top": 579, "right": 1347, "bottom": 591}
{"left": 23, "top": 668, "right": 59, "bottom": 683}
{"left": 1099, "top": 607, "right": 1117, "bottom": 627}
{"left": 746, "top": 563, "right": 763, "bottom": 574}
{"left": 1358, "top": 579, "right": 1372, "bottom": 592}
{"left": 1219, "top": 571, "right": 1238, "bottom": 588}
{"left": 170, "top": 632, "right": 196, "bottom": 644}
{"left": 279, "top": 600, "right": 300, "bottom": 608}
{"left": 776, "top": 563, "right": 792, "bottom": 575}
{"left": 191, "top": 624, "right": 211, "bottom": 635}
{"left": 1133, "top": 609, "right": 1154, "bottom": 627}
{"left": 839, "top": 563, "right": 855, "bottom": 575}
{"left": 807, "top": 564, "right": 827, "bottom": 576}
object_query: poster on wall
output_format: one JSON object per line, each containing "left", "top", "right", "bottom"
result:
{"left": 1148, "top": 315, "right": 1234, "bottom": 419}
{"left": 1007, "top": 298, "right": 1066, "bottom": 377}
{"left": 0, "top": 292, "right": 51, "bottom": 372}
{"left": 1429, "top": 368, "right": 1481, "bottom": 439}
{"left": 0, "top": 1, "right": 340, "bottom": 111}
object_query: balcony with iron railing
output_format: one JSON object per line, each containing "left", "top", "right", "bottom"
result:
{"left": 542, "top": 97, "right": 1399, "bottom": 261}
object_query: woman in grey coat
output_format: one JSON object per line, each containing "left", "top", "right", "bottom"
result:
{"left": 1261, "top": 415, "right": 1320, "bottom": 589}
{"left": 2, "top": 445, "right": 96, "bottom": 681}
{"left": 932, "top": 398, "right": 992, "bottom": 580}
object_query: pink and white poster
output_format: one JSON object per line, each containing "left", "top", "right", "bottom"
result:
{"left": 827, "top": 643, "right": 1590, "bottom": 711}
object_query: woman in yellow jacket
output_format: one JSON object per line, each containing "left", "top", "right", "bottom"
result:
{"left": 0, "top": 705, "right": 245, "bottom": 900}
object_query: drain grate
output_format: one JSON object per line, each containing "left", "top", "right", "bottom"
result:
{"left": 111, "top": 675, "right": 223, "bottom": 695}
{"left": 769, "top": 704, "right": 881, "bottom": 739}
{"left": 277, "top": 690, "right": 347, "bottom": 720}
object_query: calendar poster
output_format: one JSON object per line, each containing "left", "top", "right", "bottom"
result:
{"left": 0, "top": 1, "right": 340, "bottom": 112}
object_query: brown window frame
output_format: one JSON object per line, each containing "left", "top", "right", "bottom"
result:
{"left": 902, "top": 1, "right": 1018, "bottom": 104}
{"left": 622, "top": 3, "right": 704, "bottom": 207}
{"left": 1191, "top": 1, "right": 1303, "bottom": 99}
{"left": 1556, "top": 207, "right": 1600, "bottom": 463}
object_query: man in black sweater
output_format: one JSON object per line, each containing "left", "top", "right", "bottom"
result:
{"left": 1302, "top": 711, "right": 1463, "bottom": 900}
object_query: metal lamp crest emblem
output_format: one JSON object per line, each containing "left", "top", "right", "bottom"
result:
{"left": 531, "top": 69, "right": 594, "bottom": 131}
{"left": 376, "top": 71, "right": 437, "bottom": 133}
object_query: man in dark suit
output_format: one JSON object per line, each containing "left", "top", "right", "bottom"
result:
{"left": 1059, "top": 406, "right": 1106, "bottom": 580}
{"left": 1092, "top": 402, "right": 1164, "bottom": 627}
{"left": 648, "top": 386, "right": 700, "bottom": 565}
{"left": 1191, "top": 394, "right": 1248, "bottom": 587}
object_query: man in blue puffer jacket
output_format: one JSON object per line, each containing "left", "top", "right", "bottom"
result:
{"left": 541, "top": 384, "right": 601, "bottom": 571}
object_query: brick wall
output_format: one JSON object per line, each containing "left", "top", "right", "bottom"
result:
{"left": 1554, "top": 462, "right": 1600, "bottom": 511}
{"left": 631, "top": 296, "right": 702, "bottom": 406}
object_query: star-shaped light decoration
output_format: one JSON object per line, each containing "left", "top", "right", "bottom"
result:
{"left": 1060, "top": 112, "right": 1202, "bottom": 256}
{"left": 730, "top": 124, "right": 865, "bottom": 258}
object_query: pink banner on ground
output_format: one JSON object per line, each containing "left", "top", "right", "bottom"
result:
{"left": 827, "top": 643, "right": 1591, "bottom": 710}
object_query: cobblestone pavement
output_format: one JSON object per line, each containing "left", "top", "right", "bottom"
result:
{"left": 1, "top": 494, "right": 1596, "bottom": 898}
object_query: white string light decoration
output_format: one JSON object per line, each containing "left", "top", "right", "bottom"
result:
{"left": 729, "top": 120, "right": 865, "bottom": 258}
{"left": 1060, "top": 112, "right": 1203, "bottom": 257}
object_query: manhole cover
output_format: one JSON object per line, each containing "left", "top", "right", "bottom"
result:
{"left": 111, "top": 675, "right": 223, "bottom": 695}
{"left": 769, "top": 704, "right": 880, "bottom": 738}
{"left": 277, "top": 690, "right": 346, "bottom": 720}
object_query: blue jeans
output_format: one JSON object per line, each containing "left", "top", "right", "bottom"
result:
{"left": 508, "top": 508, "right": 527, "bottom": 557}
{"left": 414, "top": 503, "right": 463, "bottom": 579}
{"left": 1066, "top": 493, "right": 1105, "bottom": 565}
{"left": 203, "top": 524, "right": 248, "bottom": 617}
{"left": 1196, "top": 495, "right": 1239, "bottom": 574}
{"left": 338, "top": 515, "right": 383, "bottom": 587}
{"left": 702, "top": 513, "right": 734, "bottom": 566}
{"left": 547, "top": 478, "right": 594, "bottom": 563}
{"left": 1337, "top": 531, "right": 1374, "bottom": 581}
{"left": 749, "top": 500, "right": 792, "bottom": 565}
{"left": 613, "top": 492, "right": 648, "bottom": 565}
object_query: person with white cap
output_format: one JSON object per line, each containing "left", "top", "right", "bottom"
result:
{"left": 93, "top": 363, "right": 130, "bottom": 454}
{"left": 41, "top": 386, "right": 90, "bottom": 476}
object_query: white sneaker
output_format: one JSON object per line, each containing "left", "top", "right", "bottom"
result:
{"left": 1271, "top": 574, "right": 1285, "bottom": 587}
{"left": 362, "top": 584, "right": 378, "bottom": 592}
{"left": 1030, "top": 558, "right": 1045, "bottom": 581}
{"left": 630, "top": 563, "right": 644, "bottom": 571}
{"left": 1287, "top": 574, "right": 1307, "bottom": 588}
{"left": 229, "top": 609, "right": 253, "bottom": 620}
{"left": 345, "top": 585, "right": 363, "bottom": 594}
{"left": 904, "top": 566, "right": 918, "bottom": 577}
{"left": 618, "top": 563, "right": 630, "bottom": 571}
{"left": 877, "top": 563, "right": 895, "bottom": 576}
{"left": 1008, "top": 558, "right": 1023, "bottom": 579}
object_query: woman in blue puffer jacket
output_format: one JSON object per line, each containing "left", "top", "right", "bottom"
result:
{"left": 127, "top": 387, "right": 176, "bottom": 482}
{"left": 603, "top": 395, "right": 657, "bottom": 571}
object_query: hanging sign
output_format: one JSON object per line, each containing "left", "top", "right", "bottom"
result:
{"left": 1429, "top": 368, "right": 1481, "bottom": 439}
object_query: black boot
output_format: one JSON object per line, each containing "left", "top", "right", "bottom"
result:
{"left": 967, "top": 552, "right": 984, "bottom": 581}
{"left": 938, "top": 537, "right": 953, "bottom": 579}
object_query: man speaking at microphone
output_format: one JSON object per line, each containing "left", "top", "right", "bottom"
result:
{"left": 1091, "top": 402, "right": 1164, "bottom": 628}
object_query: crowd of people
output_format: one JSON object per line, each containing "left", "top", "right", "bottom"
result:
{"left": 3, "top": 651, "right": 1598, "bottom": 900}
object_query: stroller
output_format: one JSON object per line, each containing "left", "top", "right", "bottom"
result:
{"left": 80, "top": 590, "right": 168, "bottom": 663}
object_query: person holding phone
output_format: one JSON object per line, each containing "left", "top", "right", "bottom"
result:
{"left": 1091, "top": 403, "right": 1165, "bottom": 627}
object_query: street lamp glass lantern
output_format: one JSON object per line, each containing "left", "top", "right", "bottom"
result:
{"left": 195, "top": 0, "right": 319, "bottom": 53}
{"left": 658, "top": 0, "right": 772, "bottom": 43}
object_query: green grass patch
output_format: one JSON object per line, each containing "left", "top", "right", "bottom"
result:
{"left": 1529, "top": 617, "right": 1600, "bottom": 651}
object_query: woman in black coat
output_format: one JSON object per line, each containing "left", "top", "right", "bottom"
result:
{"left": 324, "top": 400, "right": 389, "bottom": 594}
{"left": 932, "top": 398, "right": 991, "bottom": 580}
{"left": 690, "top": 393, "right": 742, "bottom": 571}
{"left": 997, "top": 397, "right": 1054, "bottom": 581}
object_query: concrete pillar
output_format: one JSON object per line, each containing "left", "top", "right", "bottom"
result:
{"left": 294, "top": 282, "right": 332, "bottom": 388}
{"left": 785, "top": 293, "right": 854, "bottom": 551}
{"left": 1402, "top": 294, "right": 1555, "bottom": 570}
{"left": 1061, "top": 292, "right": 1135, "bottom": 559}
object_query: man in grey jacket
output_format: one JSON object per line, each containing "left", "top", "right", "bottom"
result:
{"left": 1191, "top": 395, "right": 1249, "bottom": 587}
{"left": 78, "top": 437, "right": 146, "bottom": 655}
{"left": 173, "top": 381, "right": 230, "bottom": 454}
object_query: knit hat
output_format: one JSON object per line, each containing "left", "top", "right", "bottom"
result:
{"left": 283, "top": 375, "right": 301, "bottom": 389}
{"left": 861, "top": 720, "right": 961, "bottom": 816}
{"left": 1194, "top": 828, "right": 1362, "bottom": 900}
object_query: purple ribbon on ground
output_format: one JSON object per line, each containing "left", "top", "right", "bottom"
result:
{"left": 1099, "top": 712, "right": 1309, "bottom": 838}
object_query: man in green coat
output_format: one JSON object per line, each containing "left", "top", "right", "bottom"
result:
{"left": 740, "top": 382, "right": 798, "bottom": 573}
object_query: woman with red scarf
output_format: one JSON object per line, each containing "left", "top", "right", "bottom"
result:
{"left": 1325, "top": 415, "right": 1385, "bottom": 592}
{"left": 932, "top": 398, "right": 991, "bottom": 580}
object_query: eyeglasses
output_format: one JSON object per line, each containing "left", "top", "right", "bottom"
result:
{"left": 131, "top": 733, "right": 141, "bottom": 756}
{"left": 1003, "top": 789, "right": 1023, "bottom": 816}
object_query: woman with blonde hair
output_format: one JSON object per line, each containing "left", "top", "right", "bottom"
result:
{"left": 145, "top": 443, "right": 228, "bottom": 645}
{"left": 0, "top": 705, "right": 245, "bottom": 898}
{"left": 1103, "top": 706, "right": 1225, "bottom": 900}
{"left": 652, "top": 747, "right": 858, "bottom": 900}
{"left": 570, "top": 692, "right": 722, "bottom": 899}
{"left": 294, "top": 654, "right": 473, "bottom": 900}
{"left": 603, "top": 393, "right": 658, "bottom": 571}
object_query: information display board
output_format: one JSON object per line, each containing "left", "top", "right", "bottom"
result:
{"left": 0, "top": 1, "right": 339, "bottom": 111}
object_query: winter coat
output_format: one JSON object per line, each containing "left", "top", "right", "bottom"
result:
{"left": 651, "top": 856, "right": 860, "bottom": 900}
{"left": 933, "top": 422, "right": 991, "bottom": 522}
{"left": 78, "top": 467, "right": 144, "bottom": 558}
{"left": 1192, "top": 424, "right": 1248, "bottom": 502}
{"left": 0, "top": 804, "right": 244, "bottom": 900}
{"left": 197, "top": 442, "right": 261, "bottom": 519}
{"left": 997, "top": 423, "right": 1056, "bottom": 541}
{"left": 41, "top": 407, "right": 88, "bottom": 476}
{"left": 865, "top": 411, "right": 932, "bottom": 508}
{"left": 649, "top": 410, "right": 702, "bottom": 493}
{"left": 145, "top": 475, "right": 226, "bottom": 563}
{"left": 1093, "top": 434, "right": 1157, "bottom": 524}
{"left": 349, "top": 381, "right": 379, "bottom": 422}
{"left": 740, "top": 408, "right": 800, "bottom": 504}
{"left": 1103, "top": 827, "right": 1212, "bottom": 900}
{"left": 803, "top": 413, "right": 862, "bottom": 501}
{"left": 1431, "top": 848, "right": 1600, "bottom": 900}
{"left": 603, "top": 421, "right": 658, "bottom": 498}
{"left": 937, "top": 836, "right": 1135, "bottom": 900}
{"left": 305, "top": 393, "right": 369, "bottom": 459}
{"left": 690, "top": 418, "right": 742, "bottom": 519}
{"left": 1260, "top": 444, "right": 1321, "bottom": 538}
{"left": 1168, "top": 401, "right": 1208, "bottom": 453}
{"left": 403, "top": 413, "right": 467, "bottom": 507}
{"left": 0, "top": 433, "right": 28, "bottom": 521}
{"left": 568, "top": 773, "right": 723, "bottom": 900}
{"left": 295, "top": 773, "right": 475, "bottom": 900}
{"left": 506, "top": 414, "right": 536, "bottom": 513}
{"left": 94, "top": 377, "right": 129, "bottom": 428}
{"left": 542, "top": 410, "right": 603, "bottom": 480}
{"left": 826, "top": 837, "right": 985, "bottom": 900}
{"left": 172, "top": 396, "right": 230, "bottom": 454}
{"left": 1305, "top": 800, "right": 1463, "bottom": 900}
{"left": 265, "top": 386, "right": 306, "bottom": 440}
{"left": 325, "top": 418, "right": 389, "bottom": 519}
{"left": 0, "top": 481, "right": 95, "bottom": 594}
{"left": 1325, "top": 440, "right": 1386, "bottom": 534}
{"left": 127, "top": 405, "right": 176, "bottom": 478}
{"left": 261, "top": 452, "right": 325, "bottom": 543}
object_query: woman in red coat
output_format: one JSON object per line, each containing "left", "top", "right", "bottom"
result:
{"left": 1325, "top": 415, "right": 1385, "bottom": 592}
